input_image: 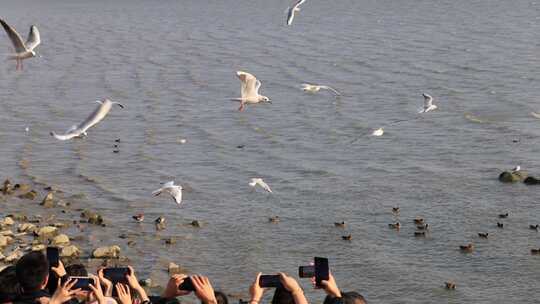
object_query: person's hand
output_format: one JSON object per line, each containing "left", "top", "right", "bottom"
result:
{"left": 278, "top": 273, "right": 303, "bottom": 295}
{"left": 97, "top": 267, "right": 113, "bottom": 297}
{"left": 115, "top": 283, "right": 132, "bottom": 304}
{"left": 49, "top": 278, "right": 81, "bottom": 304}
{"left": 51, "top": 260, "right": 67, "bottom": 278}
{"left": 192, "top": 275, "right": 217, "bottom": 304}
{"left": 161, "top": 274, "right": 192, "bottom": 299}
{"left": 313, "top": 272, "right": 341, "bottom": 298}
{"left": 249, "top": 273, "right": 265, "bottom": 304}
{"left": 89, "top": 275, "right": 106, "bottom": 304}
{"left": 126, "top": 266, "right": 149, "bottom": 302}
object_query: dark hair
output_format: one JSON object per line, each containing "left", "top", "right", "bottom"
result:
{"left": 342, "top": 291, "right": 366, "bottom": 304}
{"left": 214, "top": 291, "right": 228, "bottom": 304}
{"left": 323, "top": 295, "right": 344, "bottom": 304}
{"left": 271, "top": 287, "right": 294, "bottom": 304}
{"left": 15, "top": 251, "right": 49, "bottom": 292}
{"left": 65, "top": 264, "right": 88, "bottom": 277}
{"left": 0, "top": 266, "right": 20, "bottom": 303}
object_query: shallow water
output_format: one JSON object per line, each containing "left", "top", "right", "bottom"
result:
{"left": 1, "top": 0, "right": 540, "bottom": 303}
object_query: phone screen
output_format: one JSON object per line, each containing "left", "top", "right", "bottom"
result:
{"left": 103, "top": 267, "right": 129, "bottom": 284}
{"left": 298, "top": 266, "right": 315, "bottom": 278}
{"left": 314, "top": 257, "right": 329, "bottom": 287}
{"left": 259, "top": 275, "right": 282, "bottom": 288}
{"left": 178, "top": 277, "right": 195, "bottom": 291}
{"left": 46, "top": 247, "right": 59, "bottom": 268}
{"left": 71, "top": 276, "right": 93, "bottom": 291}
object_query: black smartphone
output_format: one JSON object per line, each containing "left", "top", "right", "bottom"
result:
{"left": 46, "top": 247, "right": 59, "bottom": 268}
{"left": 71, "top": 276, "right": 93, "bottom": 291}
{"left": 103, "top": 267, "right": 129, "bottom": 284}
{"left": 178, "top": 277, "right": 195, "bottom": 291}
{"left": 314, "top": 257, "right": 329, "bottom": 287}
{"left": 298, "top": 266, "right": 315, "bottom": 278}
{"left": 259, "top": 275, "right": 282, "bottom": 288}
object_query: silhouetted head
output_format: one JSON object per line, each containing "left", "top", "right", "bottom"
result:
{"left": 65, "top": 264, "right": 88, "bottom": 277}
{"left": 0, "top": 265, "right": 20, "bottom": 302}
{"left": 271, "top": 287, "right": 294, "bottom": 304}
{"left": 15, "top": 251, "right": 49, "bottom": 292}
{"left": 342, "top": 291, "right": 367, "bottom": 304}
{"left": 213, "top": 291, "right": 228, "bottom": 304}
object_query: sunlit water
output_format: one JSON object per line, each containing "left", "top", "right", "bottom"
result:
{"left": 0, "top": 0, "right": 539, "bottom": 303}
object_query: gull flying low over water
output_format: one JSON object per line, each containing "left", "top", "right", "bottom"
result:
{"left": 419, "top": 93, "right": 437, "bottom": 113}
{"left": 50, "top": 99, "right": 124, "bottom": 140}
{"left": 286, "top": 0, "right": 307, "bottom": 26}
{"left": 0, "top": 19, "right": 40, "bottom": 71}
{"left": 301, "top": 83, "right": 341, "bottom": 96}
{"left": 372, "top": 128, "right": 384, "bottom": 136}
{"left": 152, "top": 181, "right": 183, "bottom": 205}
{"left": 233, "top": 71, "right": 270, "bottom": 111}
{"left": 512, "top": 166, "right": 521, "bottom": 172}
{"left": 249, "top": 178, "right": 272, "bottom": 193}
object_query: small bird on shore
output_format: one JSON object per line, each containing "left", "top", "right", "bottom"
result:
{"left": 334, "top": 221, "right": 345, "bottom": 227}
{"left": 478, "top": 233, "right": 489, "bottom": 238}
{"left": 132, "top": 214, "right": 144, "bottom": 223}
{"left": 388, "top": 222, "right": 400, "bottom": 230}
{"left": 152, "top": 181, "right": 183, "bottom": 205}
{"left": 301, "top": 83, "right": 340, "bottom": 96}
{"left": 342, "top": 235, "right": 352, "bottom": 241}
{"left": 286, "top": 0, "right": 307, "bottom": 26}
{"left": 155, "top": 216, "right": 165, "bottom": 224}
{"left": 499, "top": 213, "right": 509, "bottom": 218}
{"left": 445, "top": 282, "right": 456, "bottom": 290}
{"left": 233, "top": 71, "right": 270, "bottom": 112}
{"left": 392, "top": 207, "right": 400, "bottom": 214}
{"left": 419, "top": 93, "right": 437, "bottom": 113}
{"left": 190, "top": 220, "right": 201, "bottom": 227}
{"left": 269, "top": 216, "right": 280, "bottom": 223}
{"left": 416, "top": 223, "right": 429, "bottom": 230}
{"left": 459, "top": 244, "right": 474, "bottom": 253}
{"left": 0, "top": 19, "right": 41, "bottom": 71}
{"left": 497, "top": 222, "right": 504, "bottom": 228}
{"left": 249, "top": 178, "right": 272, "bottom": 193}
{"left": 530, "top": 224, "right": 539, "bottom": 230}
{"left": 371, "top": 128, "right": 384, "bottom": 137}
{"left": 414, "top": 218, "right": 425, "bottom": 225}
{"left": 2, "top": 179, "right": 12, "bottom": 195}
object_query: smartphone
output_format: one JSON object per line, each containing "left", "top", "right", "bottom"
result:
{"left": 259, "top": 275, "right": 282, "bottom": 288}
{"left": 46, "top": 247, "right": 59, "bottom": 268}
{"left": 178, "top": 277, "right": 195, "bottom": 291}
{"left": 71, "top": 276, "right": 93, "bottom": 291}
{"left": 103, "top": 267, "right": 129, "bottom": 284}
{"left": 298, "top": 266, "right": 315, "bottom": 278}
{"left": 314, "top": 257, "right": 329, "bottom": 287}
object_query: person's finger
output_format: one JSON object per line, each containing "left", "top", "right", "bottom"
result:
{"left": 128, "top": 266, "right": 134, "bottom": 276}
{"left": 191, "top": 275, "right": 203, "bottom": 291}
{"left": 56, "top": 278, "right": 62, "bottom": 288}
{"left": 69, "top": 288, "right": 82, "bottom": 295}
{"left": 89, "top": 284, "right": 98, "bottom": 295}
{"left": 254, "top": 272, "right": 262, "bottom": 284}
{"left": 66, "top": 278, "right": 78, "bottom": 290}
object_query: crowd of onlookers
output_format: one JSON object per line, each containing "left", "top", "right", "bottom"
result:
{"left": 0, "top": 251, "right": 366, "bottom": 304}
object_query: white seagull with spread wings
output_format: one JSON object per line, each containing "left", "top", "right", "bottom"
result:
{"left": 249, "top": 178, "right": 272, "bottom": 193}
{"left": 301, "top": 83, "right": 341, "bottom": 96}
{"left": 286, "top": 0, "right": 307, "bottom": 26}
{"left": 232, "top": 71, "right": 271, "bottom": 111}
{"left": 419, "top": 93, "right": 437, "bottom": 113}
{"left": 50, "top": 99, "right": 124, "bottom": 140}
{"left": 152, "top": 181, "right": 183, "bottom": 205}
{"left": 0, "top": 19, "right": 40, "bottom": 71}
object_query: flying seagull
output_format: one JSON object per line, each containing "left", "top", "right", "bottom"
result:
{"left": 152, "top": 181, "right": 183, "bottom": 205}
{"left": 512, "top": 166, "right": 521, "bottom": 172}
{"left": 0, "top": 19, "right": 40, "bottom": 71}
{"left": 286, "top": 0, "right": 307, "bottom": 26}
{"left": 419, "top": 93, "right": 437, "bottom": 113}
{"left": 232, "top": 71, "right": 271, "bottom": 111}
{"left": 301, "top": 83, "right": 341, "bottom": 96}
{"left": 50, "top": 99, "right": 124, "bottom": 140}
{"left": 249, "top": 178, "right": 272, "bottom": 193}
{"left": 372, "top": 128, "right": 384, "bottom": 136}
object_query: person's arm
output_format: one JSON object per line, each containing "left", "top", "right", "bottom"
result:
{"left": 249, "top": 273, "right": 265, "bottom": 304}
{"left": 191, "top": 275, "right": 217, "bottom": 304}
{"left": 278, "top": 273, "right": 308, "bottom": 304}
{"left": 161, "top": 274, "right": 192, "bottom": 299}
{"left": 97, "top": 268, "right": 113, "bottom": 297}
{"left": 125, "top": 266, "right": 150, "bottom": 302}
{"left": 320, "top": 273, "right": 341, "bottom": 298}
{"left": 49, "top": 278, "right": 81, "bottom": 304}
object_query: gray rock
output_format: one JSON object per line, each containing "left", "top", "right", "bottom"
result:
{"left": 35, "top": 226, "right": 58, "bottom": 238}
{"left": 40, "top": 192, "right": 54, "bottom": 208}
{"left": 61, "top": 245, "right": 81, "bottom": 258}
{"left": 168, "top": 262, "right": 182, "bottom": 275}
{"left": 499, "top": 171, "right": 527, "bottom": 183}
{"left": 51, "top": 234, "right": 70, "bottom": 247}
{"left": 17, "top": 190, "right": 38, "bottom": 200}
{"left": 81, "top": 210, "right": 104, "bottom": 225}
{"left": 1, "top": 217, "right": 14, "bottom": 226}
{"left": 31, "top": 244, "right": 46, "bottom": 251}
{"left": 92, "top": 245, "right": 121, "bottom": 259}
{"left": 524, "top": 176, "right": 540, "bottom": 185}
{"left": 18, "top": 223, "right": 36, "bottom": 233}
{"left": 0, "top": 235, "right": 12, "bottom": 247}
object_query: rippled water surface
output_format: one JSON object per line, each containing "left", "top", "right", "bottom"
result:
{"left": 1, "top": 0, "right": 540, "bottom": 303}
